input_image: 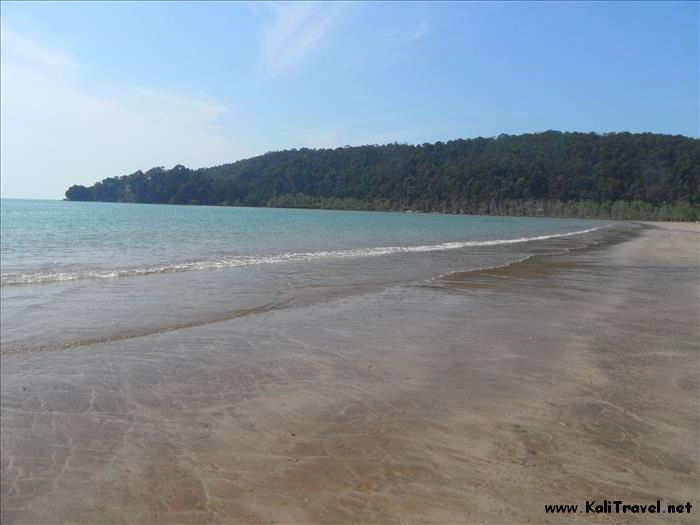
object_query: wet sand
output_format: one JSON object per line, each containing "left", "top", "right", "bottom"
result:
{"left": 1, "top": 222, "right": 698, "bottom": 524}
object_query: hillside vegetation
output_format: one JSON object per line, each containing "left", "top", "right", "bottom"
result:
{"left": 66, "top": 131, "right": 700, "bottom": 220}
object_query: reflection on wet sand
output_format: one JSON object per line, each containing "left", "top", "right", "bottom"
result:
{"left": 1, "top": 223, "right": 698, "bottom": 524}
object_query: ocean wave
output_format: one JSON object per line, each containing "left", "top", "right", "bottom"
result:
{"left": 1, "top": 226, "right": 606, "bottom": 286}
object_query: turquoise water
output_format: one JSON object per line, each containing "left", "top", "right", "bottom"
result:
{"left": 1, "top": 199, "right": 603, "bottom": 285}
{"left": 2, "top": 198, "right": 625, "bottom": 353}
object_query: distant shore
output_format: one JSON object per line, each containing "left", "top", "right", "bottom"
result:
{"left": 58, "top": 195, "right": 700, "bottom": 222}
{"left": 64, "top": 131, "right": 700, "bottom": 221}
{"left": 1, "top": 222, "right": 698, "bottom": 524}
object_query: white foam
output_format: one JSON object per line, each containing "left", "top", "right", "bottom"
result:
{"left": 1, "top": 225, "right": 607, "bottom": 285}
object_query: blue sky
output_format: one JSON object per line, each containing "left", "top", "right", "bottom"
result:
{"left": 1, "top": 1, "right": 697, "bottom": 198}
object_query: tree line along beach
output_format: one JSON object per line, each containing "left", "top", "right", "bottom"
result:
{"left": 65, "top": 131, "right": 700, "bottom": 221}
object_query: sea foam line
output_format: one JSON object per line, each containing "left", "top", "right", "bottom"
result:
{"left": 1, "top": 225, "right": 606, "bottom": 285}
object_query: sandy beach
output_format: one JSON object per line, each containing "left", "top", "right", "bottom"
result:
{"left": 1, "top": 221, "right": 698, "bottom": 524}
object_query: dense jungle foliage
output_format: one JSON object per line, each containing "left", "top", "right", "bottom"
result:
{"left": 66, "top": 131, "right": 700, "bottom": 220}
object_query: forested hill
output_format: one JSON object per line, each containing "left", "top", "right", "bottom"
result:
{"left": 65, "top": 131, "right": 700, "bottom": 220}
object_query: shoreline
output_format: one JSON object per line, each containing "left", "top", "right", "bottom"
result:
{"left": 1, "top": 219, "right": 616, "bottom": 355}
{"left": 1, "top": 222, "right": 698, "bottom": 523}
{"left": 61, "top": 196, "right": 700, "bottom": 222}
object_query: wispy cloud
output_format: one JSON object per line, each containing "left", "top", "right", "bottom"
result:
{"left": 389, "top": 17, "right": 433, "bottom": 44}
{"left": 0, "top": 24, "right": 77, "bottom": 68}
{"left": 0, "top": 26, "right": 251, "bottom": 198}
{"left": 256, "top": 2, "right": 344, "bottom": 77}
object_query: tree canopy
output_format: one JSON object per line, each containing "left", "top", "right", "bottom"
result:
{"left": 65, "top": 131, "right": 700, "bottom": 220}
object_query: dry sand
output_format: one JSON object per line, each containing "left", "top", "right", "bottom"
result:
{"left": 1, "top": 222, "right": 698, "bottom": 524}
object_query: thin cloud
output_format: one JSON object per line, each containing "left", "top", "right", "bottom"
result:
{"left": 390, "top": 17, "right": 433, "bottom": 43}
{"left": 0, "top": 25, "right": 77, "bottom": 68}
{"left": 0, "top": 26, "right": 251, "bottom": 199}
{"left": 256, "top": 2, "right": 344, "bottom": 77}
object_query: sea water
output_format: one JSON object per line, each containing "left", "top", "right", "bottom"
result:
{"left": 0, "top": 199, "right": 622, "bottom": 353}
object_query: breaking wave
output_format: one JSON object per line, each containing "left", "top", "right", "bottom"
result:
{"left": 1, "top": 226, "right": 606, "bottom": 285}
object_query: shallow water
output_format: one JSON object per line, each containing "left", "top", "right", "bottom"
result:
{"left": 1, "top": 199, "right": 623, "bottom": 353}
{"left": 1, "top": 199, "right": 606, "bottom": 284}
